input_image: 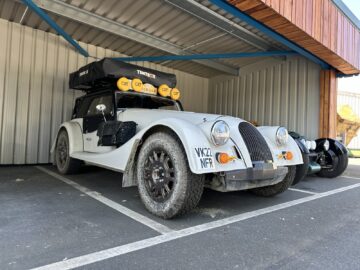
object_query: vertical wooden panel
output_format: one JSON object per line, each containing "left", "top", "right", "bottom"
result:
{"left": 321, "top": 0, "right": 329, "bottom": 48}
{"left": 329, "top": 5, "right": 337, "bottom": 52}
{"left": 319, "top": 69, "right": 337, "bottom": 138}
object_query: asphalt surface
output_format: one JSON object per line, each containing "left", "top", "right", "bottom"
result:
{"left": 0, "top": 161, "right": 360, "bottom": 270}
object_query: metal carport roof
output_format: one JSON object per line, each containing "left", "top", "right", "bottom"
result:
{"left": 0, "top": 0, "right": 290, "bottom": 78}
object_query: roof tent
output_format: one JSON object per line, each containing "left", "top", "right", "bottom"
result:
{"left": 69, "top": 58, "right": 177, "bottom": 91}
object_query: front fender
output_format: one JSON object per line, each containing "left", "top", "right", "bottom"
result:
{"left": 137, "top": 118, "right": 217, "bottom": 174}
{"left": 257, "top": 126, "right": 303, "bottom": 166}
{"left": 293, "top": 138, "right": 310, "bottom": 155}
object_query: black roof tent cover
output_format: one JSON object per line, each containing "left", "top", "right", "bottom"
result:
{"left": 69, "top": 58, "right": 177, "bottom": 91}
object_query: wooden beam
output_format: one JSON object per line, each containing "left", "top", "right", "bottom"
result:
{"left": 319, "top": 69, "right": 337, "bottom": 138}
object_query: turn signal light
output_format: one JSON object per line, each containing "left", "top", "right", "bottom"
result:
{"left": 286, "top": 151, "right": 293, "bottom": 160}
{"left": 216, "top": 152, "right": 235, "bottom": 164}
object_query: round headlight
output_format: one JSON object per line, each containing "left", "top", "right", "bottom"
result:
{"left": 323, "top": 139, "right": 330, "bottom": 151}
{"left": 310, "top": 140, "right": 317, "bottom": 150}
{"left": 305, "top": 140, "right": 312, "bottom": 150}
{"left": 211, "top": 120, "right": 230, "bottom": 146}
{"left": 276, "top": 127, "right": 288, "bottom": 145}
{"left": 300, "top": 138, "right": 306, "bottom": 147}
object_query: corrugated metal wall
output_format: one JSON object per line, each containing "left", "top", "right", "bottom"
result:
{"left": 208, "top": 56, "right": 321, "bottom": 139}
{"left": 0, "top": 19, "right": 209, "bottom": 164}
{"left": 338, "top": 91, "right": 360, "bottom": 149}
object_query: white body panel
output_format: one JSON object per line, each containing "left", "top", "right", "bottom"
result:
{"left": 51, "top": 108, "right": 302, "bottom": 175}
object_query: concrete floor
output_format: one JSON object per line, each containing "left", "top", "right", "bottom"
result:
{"left": 1, "top": 160, "right": 360, "bottom": 270}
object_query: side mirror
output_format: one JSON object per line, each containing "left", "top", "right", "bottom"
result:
{"left": 96, "top": 104, "right": 107, "bottom": 122}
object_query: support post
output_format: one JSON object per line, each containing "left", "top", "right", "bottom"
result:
{"left": 319, "top": 70, "right": 337, "bottom": 138}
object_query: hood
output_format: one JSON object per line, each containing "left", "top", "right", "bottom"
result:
{"left": 118, "top": 108, "right": 225, "bottom": 126}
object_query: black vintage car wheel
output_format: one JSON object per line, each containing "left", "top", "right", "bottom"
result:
{"left": 143, "top": 149, "right": 176, "bottom": 202}
{"left": 136, "top": 132, "right": 204, "bottom": 219}
{"left": 55, "top": 130, "right": 82, "bottom": 174}
{"left": 316, "top": 150, "right": 348, "bottom": 178}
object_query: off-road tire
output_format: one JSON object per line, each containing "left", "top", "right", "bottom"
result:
{"left": 317, "top": 153, "right": 348, "bottom": 178}
{"left": 250, "top": 166, "right": 296, "bottom": 197}
{"left": 136, "top": 132, "right": 204, "bottom": 219}
{"left": 55, "top": 130, "right": 82, "bottom": 174}
{"left": 292, "top": 151, "right": 309, "bottom": 185}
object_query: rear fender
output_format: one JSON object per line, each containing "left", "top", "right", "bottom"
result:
{"left": 50, "top": 121, "right": 83, "bottom": 162}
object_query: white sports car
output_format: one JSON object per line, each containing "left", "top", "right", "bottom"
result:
{"left": 51, "top": 58, "right": 302, "bottom": 219}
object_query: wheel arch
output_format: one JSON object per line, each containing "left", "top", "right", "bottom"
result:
{"left": 50, "top": 121, "right": 84, "bottom": 163}
{"left": 315, "top": 138, "right": 348, "bottom": 156}
{"left": 123, "top": 119, "right": 212, "bottom": 187}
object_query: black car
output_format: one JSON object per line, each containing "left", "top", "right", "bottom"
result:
{"left": 290, "top": 132, "right": 349, "bottom": 185}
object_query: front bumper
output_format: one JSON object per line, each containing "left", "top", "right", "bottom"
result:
{"left": 209, "top": 162, "right": 288, "bottom": 192}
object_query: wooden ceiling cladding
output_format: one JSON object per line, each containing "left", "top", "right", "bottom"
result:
{"left": 228, "top": 0, "right": 360, "bottom": 75}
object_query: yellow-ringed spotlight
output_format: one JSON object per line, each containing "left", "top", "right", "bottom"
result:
{"left": 142, "top": 83, "right": 157, "bottom": 95}
{"left": 170, "top": 88, "right": 180, "bottom": 100}
{"left": 117, "top": 77, "right": 130, "bottom": 91}
{"left": 158, "top": 84, "right": 171, "bottom": 97}
{"left": 132, "top": 78, "right": 143, "bottom": 92}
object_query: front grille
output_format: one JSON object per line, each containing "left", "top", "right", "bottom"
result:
{"left": 238, "top": 122, "right": 273, "bottom": 162}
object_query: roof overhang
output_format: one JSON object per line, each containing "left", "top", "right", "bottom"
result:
{"left": 227, "top": 0, "right": 360, "bottom": 75}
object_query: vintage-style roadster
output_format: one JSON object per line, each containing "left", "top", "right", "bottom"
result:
{"left": 290, "top": 132, "right": 349, "bottom": 185}
{"left": 52, "top": 58, "right": 303, "bottom": 219}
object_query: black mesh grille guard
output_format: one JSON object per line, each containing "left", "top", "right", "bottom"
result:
{"left": 238, "top": 122, "right": 273, "bottom": 163}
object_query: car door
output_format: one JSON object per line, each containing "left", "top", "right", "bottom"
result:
{"left": 83, "top": 93, "right": 115, "bottom": 153}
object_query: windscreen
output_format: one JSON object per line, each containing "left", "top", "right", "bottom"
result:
{"left": 116, "top": 92, "right": 180, "bottom": 111}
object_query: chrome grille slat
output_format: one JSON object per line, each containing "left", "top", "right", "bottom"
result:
{"left": 238, "top": 122, "right": 273, "bottom": 162}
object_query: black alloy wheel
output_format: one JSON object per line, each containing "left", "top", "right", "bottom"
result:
{"left": 143, "top": 149, "right": 176, "bottom": 202}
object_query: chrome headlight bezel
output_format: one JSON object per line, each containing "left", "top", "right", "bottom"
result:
{"left": 276, "top": 127, "right": 289, "bottom": 146}
{"left": 210, "top": 120, "right": 230, "bottom": 146}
